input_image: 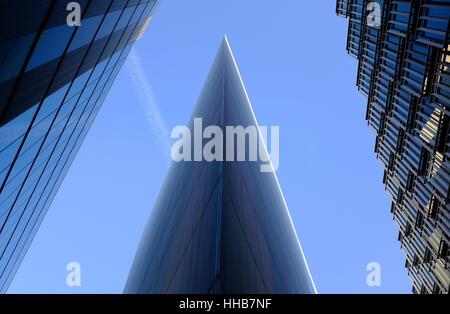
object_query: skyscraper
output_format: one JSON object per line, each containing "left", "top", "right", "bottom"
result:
{"left": 336, "top": 0, "right": 449, "bottom": 294}
{"left": 0, "top": 0, "right": 160, "bottom": 292}
{"left": 124, "top": 37, "right": 316, "bottom": 294}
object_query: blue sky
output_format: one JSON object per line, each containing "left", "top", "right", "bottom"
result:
{"left": 8, "top": 0, "right": 411, "bottom": 293}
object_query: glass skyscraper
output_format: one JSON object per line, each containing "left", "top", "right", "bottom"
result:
{"left": 124, "top": 37, "right": 316, "bottom": 294}
{"left": 336, "top": 0, "right": 449, "bottom": 294}
{"left": 0, "top": 0, "right": 160, "bottom": 293}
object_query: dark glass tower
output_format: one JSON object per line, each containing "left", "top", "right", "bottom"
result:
{"left": 124, "top": 37, "right": 316, "bottom": 294}
{"left": 336, "top": 0, "right": 449, "bottom": 294}
{"left": 0, "top": 0, "right": 160, "bottom": 292}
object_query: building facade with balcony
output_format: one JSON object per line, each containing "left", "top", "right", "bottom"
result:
{"left": 336, "top": 0, "right": 449, "bottom": 293}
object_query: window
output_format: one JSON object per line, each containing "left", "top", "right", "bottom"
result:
{"left": 424, "top": 247, "right": 432, "bottom": 263}
{"left": 428, "top": 196, "right": 438, "bottom": 219}
{"left": 438, "top": 240, "right": 448, "bottom": 259}
{"left": 407, "top": 95, "right": 417, "bottom": 129}
{"left": 435, "top": 113, "right": 448, "bottom": 154}
{"left": 413, "top": 254, "right": 419, "bottom": 266}
{"left": 396, "top": 128, "right": 404, "bottom": 152}
{"left": 418, "top": 147, "right": 428, "bottom": 175}
{"left": 380, "top": 113, "right": 385, "bottom": 131}
{"left": 397, "top": 189, "right": 404, "bottom": 203}
{"left": 388, "top": 152, "right": 394, "bottom": 170}
{"left": 26, "top": 24, "right": 75, "bottom": 71}
{"left": 415, "top": 211, "right": 424, "bottom": 229}
{"left": 406, "top": 171, "right": 413, "bottom": 191}
{"left": 405, "top": 221, "right": 412, "bottom": 236}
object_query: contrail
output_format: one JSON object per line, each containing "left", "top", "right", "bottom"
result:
{"left": 127, "top": 47, "right": 171, "bottom": 154}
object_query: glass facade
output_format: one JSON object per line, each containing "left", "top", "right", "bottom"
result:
{"left": 0, "top": 0, "right": 160, "bottom": 293}
{"left": 336, "top": 0, "right": 449, "bottom": 294}
{"left": 124, "top": 37, "right": 316, "bottom": 294}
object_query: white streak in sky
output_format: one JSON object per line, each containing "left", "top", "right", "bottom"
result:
{"left": 127, "top": 48, "right": 170, "bottom": 153}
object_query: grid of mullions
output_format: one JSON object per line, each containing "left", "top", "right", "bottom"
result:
{"left": 337, "top": 0, "right": 450, "bottom": 294}
{"left": 0, "top": 0, "right": 158, "bottom": 292}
